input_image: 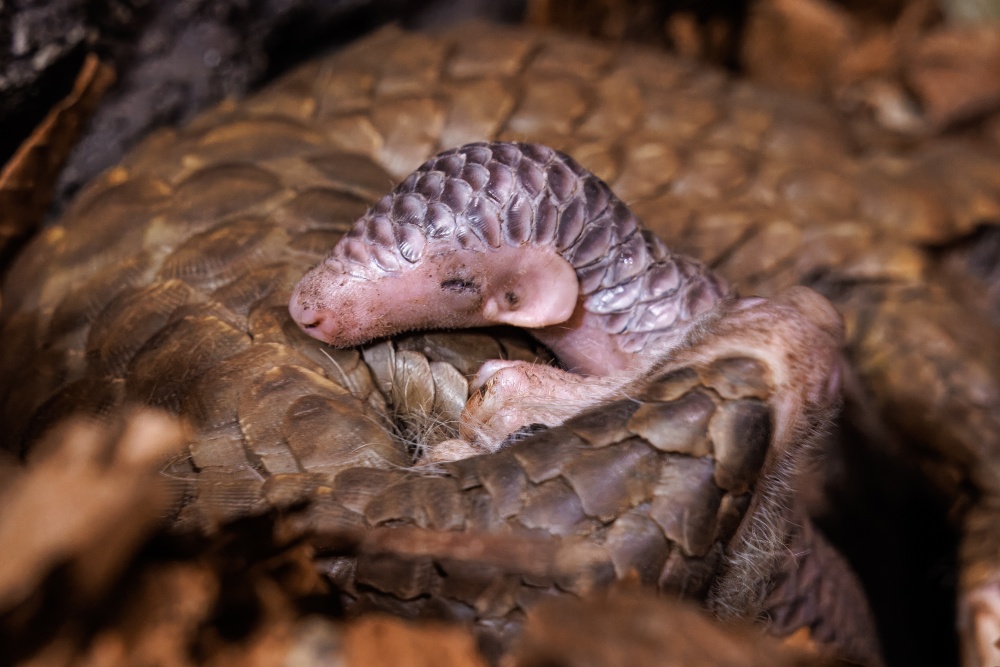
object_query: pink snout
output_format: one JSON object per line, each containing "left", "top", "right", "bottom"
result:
{"left": 288, "top": 289, "right": 334, "bottom": 343}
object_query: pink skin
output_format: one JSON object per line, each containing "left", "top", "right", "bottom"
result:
{"left": 462, "top": 359, "right": 627, "bottom": 446}
{"left": 290, "top": 242, "right": 642, "bottom": 377}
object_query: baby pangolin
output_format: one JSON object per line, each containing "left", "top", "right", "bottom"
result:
{"left": 289, "top": 142, "right": 843, "bottom": 457}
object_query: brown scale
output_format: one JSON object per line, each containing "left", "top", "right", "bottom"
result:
{"left": 85, "top": 280, "right": 197, "bottom": 379}
{"left": 183, "top": 343, "right": 304, "bottom": 434}
{"left": 5, "top": 20, "right": 1000, "bottom": 667}
{"left": 237, "top": 364, "right": 404, "bottom": 475}
{"left": 47, "top": 255, "right": 152, "bottom": 343}
{"left": 167, "top": 164, "right": 284, "bottom": 227}
{"left": 189, "top": 117, "right": 329, "bottom": 164}
{"left": 210, "top": 263, "right": 294, "bottom": 316}
{"left": 272, "top": 188, "right": 370, "bottom": 234}
{"left": 125, "top": 314, "right": 250, "bottom": 413}
{"left": 158, "top": 218, "right": 290, "bottom": 291}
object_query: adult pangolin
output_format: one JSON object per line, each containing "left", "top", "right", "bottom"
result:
{"left": 10, "top": 21, "right": 1000, "bottom": 665}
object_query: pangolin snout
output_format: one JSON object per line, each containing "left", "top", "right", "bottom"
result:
{"left": 288, "top": 287, "right": 335, "bottom": 343}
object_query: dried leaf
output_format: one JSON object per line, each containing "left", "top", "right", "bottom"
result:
{"left": 0, "top": 55, "right": 115, "bottom": 272}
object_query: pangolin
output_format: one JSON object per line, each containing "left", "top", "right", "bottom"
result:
{"left": 7, "top": 20, "right": 1000, "bottom": 666}
{"left": 288, "top": 141, "right": 839, "bottom": 462}
{"left": 292, "top": 141, "right": 720, "bottom": 453}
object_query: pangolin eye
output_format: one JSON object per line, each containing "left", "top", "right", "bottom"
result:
{"left": 440, "top": 278, "right": 480, "bottom": 293}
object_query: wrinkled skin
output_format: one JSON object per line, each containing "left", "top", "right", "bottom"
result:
{"left": 2, "top": 21, "right": 1000, "bottom": 667}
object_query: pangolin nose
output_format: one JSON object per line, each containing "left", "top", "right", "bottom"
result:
{"left": 288, "top": 294, "right": 328, "bottom": 338}
{"left": 299, "top": 310, "right": 325, "bottom": 330}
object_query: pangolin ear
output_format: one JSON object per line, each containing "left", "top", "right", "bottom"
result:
{"left": 481, "top": 253, "right": 579, "bottom": 328}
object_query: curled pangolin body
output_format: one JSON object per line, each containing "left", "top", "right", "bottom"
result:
{"left": 290, "top": 142, "right": 730, "bottom": 374}
{"left": 282, "top": 141, "right": 871, "bottom": 660}
{"left": 9, "top": 22, "right": 977, "bottom": 665}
